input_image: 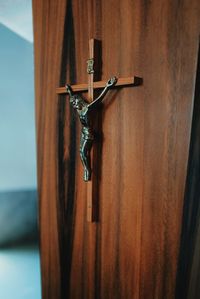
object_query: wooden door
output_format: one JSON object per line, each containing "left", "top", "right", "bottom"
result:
{"left": 32, "top": 1, "right": 200, "bottom": 298}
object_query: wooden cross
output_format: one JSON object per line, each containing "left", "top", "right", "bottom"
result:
{"left": 56, "top": 38, "right": 140, "bottom": 222}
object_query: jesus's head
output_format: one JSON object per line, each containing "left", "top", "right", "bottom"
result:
{"left": 70, "top": 95, "right": 86, "bottom": 110}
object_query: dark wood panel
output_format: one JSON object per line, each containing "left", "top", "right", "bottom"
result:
{"left": 33, "top": 0, "right": 200, "bottom": 298}
{"left": 33, "top": 1, "right": 68, "bottom": 298}
{"left": 176, "top": 43, "right": 200, "bottom": 299}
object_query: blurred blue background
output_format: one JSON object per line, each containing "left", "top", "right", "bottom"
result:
{"left": 0, "top": 1, "right": 41, "bottom": 298}
{"left": 0, "top": 23, "right": 36, "bottom": 192}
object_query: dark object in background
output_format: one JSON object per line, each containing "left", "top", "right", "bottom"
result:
{"left": 0, "top": 190, "right": 38, "bottom": 247}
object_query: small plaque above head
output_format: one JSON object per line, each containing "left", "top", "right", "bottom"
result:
{"left": 87, "top": 58, "right": 94, "bottom": 74}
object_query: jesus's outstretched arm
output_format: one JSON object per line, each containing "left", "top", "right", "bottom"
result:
{"left": 87, "top": 77, "right": 117, "bottom": 109}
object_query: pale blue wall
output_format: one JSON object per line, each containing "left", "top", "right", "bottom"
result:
{"left": 0, "top": 23, "right": 37, "bottom": 191}
{"left": 0, "top": 20, "right": 41, "bottom": 299}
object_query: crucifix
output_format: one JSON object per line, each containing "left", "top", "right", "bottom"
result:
{"left": 56, "top": 39, "right": 141, "bottom": 222}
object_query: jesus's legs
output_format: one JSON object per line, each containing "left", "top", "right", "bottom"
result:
{"left": 80, "top": 135, "right": 93, "bottom": 181}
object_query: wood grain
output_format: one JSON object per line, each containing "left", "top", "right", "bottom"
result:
{"left": 32, "top": 0, "right": 200, "bottom": 298}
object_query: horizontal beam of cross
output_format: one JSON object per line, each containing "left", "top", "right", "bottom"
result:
{"left": 56, "top": 76, "right": 140, "bottom": 94}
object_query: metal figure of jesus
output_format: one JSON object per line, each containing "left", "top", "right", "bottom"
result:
{"left": 66, "top": 77, "right": 117, "bottom": 181}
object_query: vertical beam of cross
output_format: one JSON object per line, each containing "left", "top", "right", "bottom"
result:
{"left": 87, "top": 38, "right": 96, "bottom": 222}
